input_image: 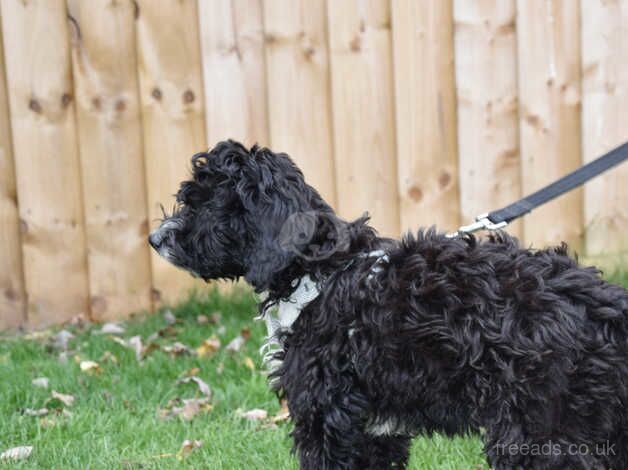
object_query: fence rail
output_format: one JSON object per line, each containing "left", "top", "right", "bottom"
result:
{"left": 0, "top": 0, "right": 626, "bottom": 330}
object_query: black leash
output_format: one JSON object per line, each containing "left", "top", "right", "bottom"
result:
{"left": 451, "top": 141, "right": 628, "bottom": 236}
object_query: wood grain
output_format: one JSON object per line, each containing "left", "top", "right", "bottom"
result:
{"left": 392, "top": 0, "right": 460, "bottom": 233}
{"left": 263, "top": 0, "right": 337, "bottom": 206}
{"left": 198, "top": 0, "right": 269, "bottom": 148}
{"left": 517, "top": 0, "right": 583, "bottom": 250}
{"left": 137, "top": 0, "right": 208, "bottom": 306}
{"left": 0, "top": 4, "right": 25, "bottom": 330}
{"left": 581, "top": 0, "right": 628, "bottom": 265}
{"left": 454, "top": 0, "right": 522, "bottom": 239}
{"left": 68, "top": 0, "right": 152, "bottom": 320}
{"left": 327, "top": 0, "right": 400, "bottom": 236}
{"left": 1, "top": 0, "right": 89, "bottom": 327}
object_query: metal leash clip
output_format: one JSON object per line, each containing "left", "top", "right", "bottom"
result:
{"left": 447, "top": 213, "right": 508, "bottom": 238}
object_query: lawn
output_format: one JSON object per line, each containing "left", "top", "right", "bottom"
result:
{"left": 1, "top": 271, "right": 626, "bottom": 469}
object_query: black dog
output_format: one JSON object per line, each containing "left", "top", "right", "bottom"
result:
{"left": 149, "top": 140, "right": 628, "bottom": 469}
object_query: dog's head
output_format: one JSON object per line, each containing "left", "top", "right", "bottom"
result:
{"left": 149, "top": 140, "right": 350, "bottom": 290}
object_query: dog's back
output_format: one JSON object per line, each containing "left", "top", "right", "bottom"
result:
{"left": 344, "top": 230, "right": 628, "bottom": 468}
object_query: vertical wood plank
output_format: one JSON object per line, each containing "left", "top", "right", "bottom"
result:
{"left": 581, "top": 0, "right": 628, "bottom": 264}
{"left": 1, "top": 0, "right": 89, "bottom": 327}
{"left": 454, "top": 0, "right": 522, "bottom": 239}
{"left": 263, "top": 0, "right": 337, "bottom": 206}
{"left": 327, "top": 0, "right": 399, "bottom": 236}
{"left": 137, "top": 0, "right": 208, "bottom": 305}
{"left": 68, "top": 0, "right": 152, "bottom": 320}
{"left": 392, "top": 0, "right": 460, "bottom": 233}
{"left": 0, "top": 5, "right": 25, "bottom": 330}
{"left": 198, "top": 0, "right": 269, "bottom": 148}
{"left": 516, "top": 0, "right": 583, "bottom": 249}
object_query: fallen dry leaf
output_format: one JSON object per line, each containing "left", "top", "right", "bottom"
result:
{"left": 162, "top": 342, "right": 192, "bottom": 357}
{"left": 51, "top": 330, "right": 74, "bottom": 350}
{"left": 242, "top": 356, "right": 255, "bottom": 371}
{"left": 225, "top": 335, "right": 246, "bottom": 353}
{"left": 237, "top": 408, "right": 268, "bottom": 421}
{"left": 196, "top": 337, "right": 221, "bottom": 358}
{"left": 80, "top": 360, "right": 102, "bottom": 375}
{"left": 182, "top": 367, "right": 200, "bottom": 377}
{"left": 163, "top": 310, "right": 176, "bottom": 325}
{"left": 210, "top": 311, "right": 222, "bottom": 324}
{"left": 97, "top": 322, "right": 125, "bottom": 335}
{"left": 50, "top": 390, "right": 75, "bottom": 407}
{"left": 0, "top": 445, "right": 32, "bottom": 462}
{"left": 271, "top": 400, "right": 290, "bottom": 424}
{"left": 67, "top": 313, "right": 89, "bottom": 329}
{"left": 176, "top": 439, "right": 202, "bottom": 460}
{"left": 128, "top": 336, "right": 143, "bottom": 361}
{"left": 196, "top": 315, "right": 209, "bottom": 325}
{"left": 177, "top": 376, "right": 212, "bottom": 398}
{"left": 100, "top": 351, "right": 118, "bottom": 364}
{"left": 31, "top": 377, "right": 49, "bottom": 389}
{"left": 158, "top": 397, "right": 212, "bottom": 421}
{"left": 23, "top": 408, "right": 49, "bottom": 417}
{"left": 240, "top": 327, "right": 251, "bottom": 340}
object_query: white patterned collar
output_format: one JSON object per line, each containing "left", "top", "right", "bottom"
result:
{"left": 259, "top": 250, "right": 389, "bottom": 371}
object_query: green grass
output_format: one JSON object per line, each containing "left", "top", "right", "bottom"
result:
{"left": 1, "top": 271, "right": 626, "bottom": 469}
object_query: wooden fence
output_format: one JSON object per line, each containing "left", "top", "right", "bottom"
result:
{"left": 0, "top": 0, "right": 626, "bottom": 330}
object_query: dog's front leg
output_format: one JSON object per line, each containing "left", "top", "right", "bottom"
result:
{"left": 282, "top": 353, "right": 370, "bottom": 469}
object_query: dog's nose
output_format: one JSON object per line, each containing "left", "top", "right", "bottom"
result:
{"left": 148, "top": 232, "right": 160, "bottom": 249}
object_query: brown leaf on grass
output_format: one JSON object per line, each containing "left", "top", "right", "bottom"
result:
{"left": 242, "top": 356, "right": 255, "bottom": 371}
{"left": 182, "top": 367, "right": 200, "bottom": 377}
{"left": 162, "top": 342, "right": 192, "bottom": 357}
{"left": 163, "top": 310, "right": 177, "bottom": 325}
{"left": 0, "top": 445, "right": 32, "bottom": 462}
{"left": 240, "top": 327, "right": 251, "bottom": 340}
{"left": 51, "top": 330, "right": 74, "bottom": 351}
{"left": 237, "top": 408, "right": 268, "bottom": 421}
{"left": 23, "top": 408, "right": 49, "bottom": 417}
{"left": 97, "top": 322, "right": 125, "bottom": 335}
{"left": 49, "top": 391, "right": 75, "bottom": 407}
{"left": 158, "top": 397, "right": 212, "bottom": 421}
{"left": 271, "top": 400, "right": 290, "bottom": 424}
{"left": 196, "top": 315, "right": 209, "bottom": 325}
{"left": 177, "top": 376, "right": 212, "bottom": 398}
{"left": 67, "top": 313, "right": 89, "bottom": 329}
{"left": 225, "top": 335, "right": 246, "bottom": 353}
{"left": 128, "top": 336, "right": 143, "bottom": 361}
{"left": 176, "top": 439, "right": 202, "bottom": 460}
{"left": 100, "top": 351, "right": 118, "bottom": 364}
{"left": 210, "top": 311, "right": 222, "bottom": 324}
{"left": 80, "top": 360, "right": 102, "bottom": 375}
{"left": 31, "top": 377, "right": 49, "bottom": 389}
{"left": 196, "top": 337, "right": 221, "bottom": 358}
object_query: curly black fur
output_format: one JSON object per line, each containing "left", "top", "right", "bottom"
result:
{"left": 149, "top": 140, "right": 628, "bottom": 469}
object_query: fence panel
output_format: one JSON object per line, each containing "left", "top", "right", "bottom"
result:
{"left": 327, "top": 0, "right": 400, "bottom": 236}
{"left": 392, "top": 0, "right": 460, "bottom": 234}
{"left": 0, "top": 6, "right": 25, "bottom": 330}
{"left": 581, "top": 0, "right": 628, "bottom": 263}
{"left": 137, "top": 0, "right": 208, "bottom": 306}
{"left": 517, "top": 0, "right": 583, "bottom": 250}
{"left": 1, "top": 0, "right": 89, "bottom": 328}
{"left": 198, "top": 0, "right": 269, "bottom": 148}
{"left": 68, "top": 0, "right": 152, "bottom": 320}
{"left": 454, "top": 0, "right": 522, "bottom": 238}
{"left": 263, "top": 0, "right": 337, "bottom": 206}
